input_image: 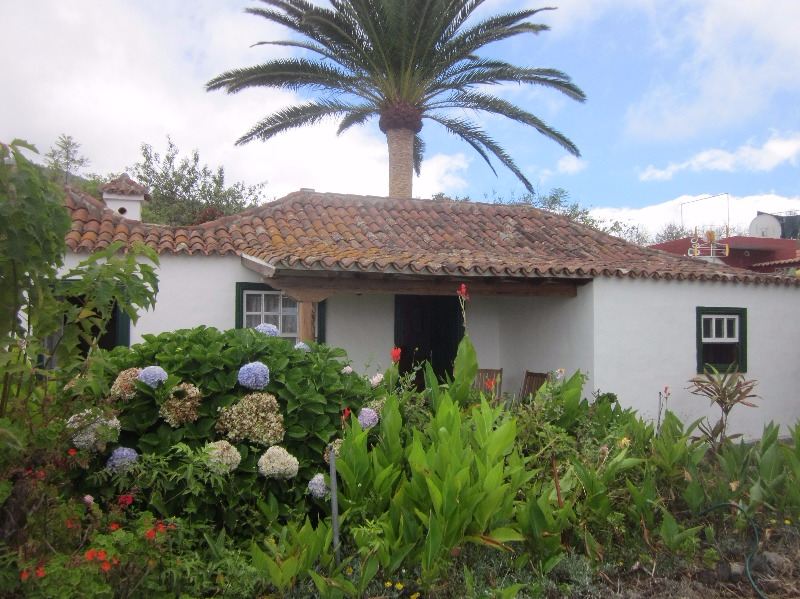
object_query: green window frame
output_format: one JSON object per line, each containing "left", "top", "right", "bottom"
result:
{"left": 695, "top": 306, "right": 747, "bottom": 373}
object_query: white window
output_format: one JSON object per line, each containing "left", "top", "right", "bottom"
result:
{"left": 700, "top": 314, "right": 739, "bottom": 343}
{"left": 243, "top": 290, "right": 298, "bottom": 343}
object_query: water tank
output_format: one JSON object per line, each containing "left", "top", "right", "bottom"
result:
{"left": 748, "top": 213, "right": 782, "bottom": 238}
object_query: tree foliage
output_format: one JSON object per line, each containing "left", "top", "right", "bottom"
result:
{"left": 0, "top": 139, "right": 71, "bottom": 345}
{"left": 45, "top": 134, "right": 90, "bottom": 185}
{"left": 131, "top": 137, "right": 266, "bottom": 226}
{"left": 654, "top": 223, "right": 691, "bottom": 244}
{"left": 207, "top": 0, "right": 585, "bottom": 192}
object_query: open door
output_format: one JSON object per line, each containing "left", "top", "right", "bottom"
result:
{"left": 394, "top": 295, "right": 463, "bottom": 388}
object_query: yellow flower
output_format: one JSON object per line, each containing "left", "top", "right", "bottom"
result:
{"left": 345, "top": 566, "right": 353, "bottom": 575}
{"left": 729, "top": 480, "right": 739, "bottom": 492}
{"left": 785, "top": 518, "right": 793, "bottom": 525}
{"left": 385, "top": 581, "right": 393, "bottom": 588}
{"left": 395, "top": 582, "right": 404, "bottom": 590}
{"left": 617, "top": 437, "right": 631, "bottom": 449}
{"left": 410, "top": 594, "right": 421, "bottom": 599}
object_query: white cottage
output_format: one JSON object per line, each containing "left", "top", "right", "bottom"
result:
{"left": 64, "top": 177, "right": 800, "bottom": 438}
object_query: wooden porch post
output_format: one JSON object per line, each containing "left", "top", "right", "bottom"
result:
{"left": 298, "top": 300, "right": 317, "bottom": 343}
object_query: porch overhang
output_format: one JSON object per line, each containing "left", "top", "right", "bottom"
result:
{"left": 241, "top": 256, "right": 590, "bottom": 301}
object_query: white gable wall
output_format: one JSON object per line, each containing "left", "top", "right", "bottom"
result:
{"left": 591, "top": 277, "right": 800, "bottom": 438}
{"left": 63, "top": 252, "right": 263, "bottom": 344}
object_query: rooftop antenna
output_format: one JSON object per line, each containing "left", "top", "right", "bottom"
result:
{"left": 680, "top": 192, "right": 729, "bottom": 233}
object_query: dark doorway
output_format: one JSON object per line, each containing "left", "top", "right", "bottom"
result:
{"left": 394, "top": 295, "right": 463, "bottom": 387}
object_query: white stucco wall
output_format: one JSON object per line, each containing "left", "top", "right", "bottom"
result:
{"left": 591, "top": 277, "right": 800, "bottom": 438}
{"left": 324, "top": 294, "right": 395, "bottom": 375}
{"left": 63, "top": 252, "right": 263, "bottom": 344}
{"left": 495, "top": 285, "right": 595, "bottom": 396}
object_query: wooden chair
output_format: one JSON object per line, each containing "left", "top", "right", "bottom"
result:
{"left": 473, "top": 368, "right": 503, "bottom": 404}
{"left": 519, "top": 371, "right": 548, "bottom": 400}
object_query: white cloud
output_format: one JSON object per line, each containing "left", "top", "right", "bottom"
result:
{"left": 640, "top": 133, "right": 800, "bottom": 181}
{"left": 537, "top": 154, "right": 587, "bottom": 182}
{"left": 414, "top": 153, "right": 470, "bottom": 198}
{"left": 556, "top": 155, "right": 587, "bottom": 175}
{"left": 591, "top": 193, "right": 800, "bottom": 236}
{"left": 623, "top": 0, "right": 800, "bottom": 140}
{"left": 0, "top": 1, "right": 468, "bottom": 200}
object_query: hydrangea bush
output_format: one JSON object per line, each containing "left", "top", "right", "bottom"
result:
{"left": 77, "top": 326, "right": 375, "bottom": 528}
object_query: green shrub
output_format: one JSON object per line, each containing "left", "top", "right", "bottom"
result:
{"left": 73, "top": 326, "right": 376, "bottom": 533}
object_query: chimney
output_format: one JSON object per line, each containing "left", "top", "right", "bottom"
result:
{"left": 100, "top": 173, "right": 149, "bottom": 220}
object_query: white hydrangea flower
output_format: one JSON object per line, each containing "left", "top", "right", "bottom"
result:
{"left": 205, "top": 440, "right": 242, "bottom": 474}
{"left": 369, "top": 372, "right": 384, "bottom": 388}
{"left": 257, "top": 446, "right": 299, "bottom": 479}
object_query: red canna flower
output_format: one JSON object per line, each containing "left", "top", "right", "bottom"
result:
{"left": 485, "top": 378, "right": 496, "bottom": 392}
{"left": 156, "top": 522, "right": 166, "bottom": 533}
{"left": 67, "top": 448, "right": 78, "bottom": 457}
{"left": 341, "top": 407, "right": 351, "bottom": 423}
{"left": 108, "top": 522, "right": 120, "bottom": 531}
{"left": 100, "top": 561, "right": 112, "bottom": 572}
{"left": 390, "top": 347, "right": 402, "bottom": 363}
{"left": 85, "top": 549, "right": 97, "bottom": 561}
{"left": 117, "top": 494, "right": 134, "bottom": 508}
{"left": 96, "top": 550, "right": 107, "bottom": 561}
{"left": 145, "top": 528, "right": 156, "bottom": 540}
{"left": 35, "top": 566, "right": 46, "bottom": 578}
{"left": 20, "top": 570, "right": 30, "bottom": 582}
{"left": 457, "top": 283, "right": 469, "bottom": 300}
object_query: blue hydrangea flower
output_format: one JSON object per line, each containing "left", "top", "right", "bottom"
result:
{"left": 237, "top": 361, "right": 270, "bottom": 390}
{"left": 357, "top": 407, "right": 379, "bottom": 429}
{"left": 294, "top": 341, "right": 310, "bottom": 352}
{"left": 106, "top": 447, "right": 138, "bottom": 473}
{"left": 255, "top": 323, "right": 279, "bottom": 336}
{"left": 138, "top": 365, "right": 168, "bottom": 388}
{"left": 307, "top": 473, "right": 328, "bottom": 499}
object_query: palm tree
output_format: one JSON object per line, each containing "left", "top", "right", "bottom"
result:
{"left": 207, "top": 0, "right": 585, "bottom": 198}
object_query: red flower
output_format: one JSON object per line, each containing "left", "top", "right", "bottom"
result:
{"left": 35, "top": 566, "right": 46, "bottom": 578}
{"left": 485, "top": 378, "right": 496, "bottom": 392}
{"left": 34, "top": 469, "right": 45, "bottom": 481}
{"left": 20, "top": 570, "right": 30, "bottom": 582}
{"left": 100, "top": 561, "right": 112, "bottom": 572}
{"left": 108, "top": 522, "right": 120, "bottom": 531}
{"left": 145, "top": 528, "right": 156, "bottom": 540}
{"left": 67, "top": 448, "right": 78, "bottom": 457}
{"left": 112, "top": 557, "right": 120, "bottom": 566}
{"left": 342, "top": 407, "right": 351, "bottom": 421}
{"left": 457, "top": 283, "right": 469, "bottom": 300}
{"left": 85, "top": 549, "right": 97, "bottom": 561}
{"left": 65, "top": 518, "right": 74, "bottom": 529}
{"left": 117, "top": 494, "right": 134, "bottom": 508}
{"left": 96, "top": 550, "right": 107, "bottom": 561}
{"left": 391, "top": 347, "right": 402, "bottom": 363}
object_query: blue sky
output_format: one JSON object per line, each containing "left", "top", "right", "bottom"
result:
{"left": 2, "top": 0, "right": 799, "bottom": 234}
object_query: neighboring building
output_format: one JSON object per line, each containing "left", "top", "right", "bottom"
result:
{"left": 650, "top": 212, "right": 800, "bottom": 274}
{"left": 64, "top": 177, "right": 800, "bottom": 438}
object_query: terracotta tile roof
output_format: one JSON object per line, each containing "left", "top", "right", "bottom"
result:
{"left": 100, "top": 173, "right": 150, "bottom": 198}
{"left": 65, "top": 188, "right": 800, "bottom": 286}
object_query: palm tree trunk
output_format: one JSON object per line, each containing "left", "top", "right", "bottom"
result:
{"left": 386, "top": 128, "right": 414, "bottom": 198}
